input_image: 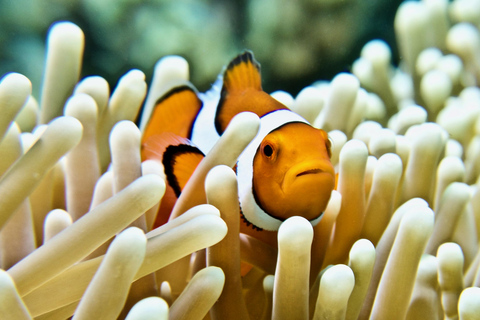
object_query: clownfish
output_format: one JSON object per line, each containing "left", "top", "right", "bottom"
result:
{"left": 142, "top": 51, "right": 335, "bottom": 246}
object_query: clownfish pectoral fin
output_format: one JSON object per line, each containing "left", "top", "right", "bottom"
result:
{"left": 143, "top": 84, "right": 202, "bottom": 142}
{"left": 142, "top": 133, "right": 205, "bottom": 197}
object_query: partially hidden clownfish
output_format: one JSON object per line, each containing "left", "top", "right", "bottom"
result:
{"left": 141, "top": 51, "right": 335, "bottom": 247}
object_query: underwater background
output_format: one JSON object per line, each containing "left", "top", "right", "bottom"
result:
{"left": 5, "top": 0, "right": 480, "bottom": 318}
{"left": 0, "top": 0, "right": 402, "bottom": 97}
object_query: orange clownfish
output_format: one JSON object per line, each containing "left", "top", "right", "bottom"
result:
{"left": 142, "top": 51, "right": 335, "bottom": 244}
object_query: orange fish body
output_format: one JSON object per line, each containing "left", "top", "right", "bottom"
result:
{"left": 142, "top": 51, "right": 335, "bottom": 248}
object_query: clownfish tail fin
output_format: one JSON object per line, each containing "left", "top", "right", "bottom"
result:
{"left": 222, "top": 50, "right": 262, "bottom": 93}
{"left": 142, "top": 133, "right": 204, "bottom": 197}
{"left": 162, "top": 143, "right": 204, "bottom": 197}
{"left": 141, "top": 133, "right": 204, "bottom": 228}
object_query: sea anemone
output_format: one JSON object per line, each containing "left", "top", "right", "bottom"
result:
{"left": 2, "top": 0, "right": 480, "bottom": 319}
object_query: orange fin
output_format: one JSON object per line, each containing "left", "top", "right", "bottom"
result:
{"left": 143, "top": 84, "right": 202, "bottom": 142}
{"left": 163, "top": 144, "right": 204, "bottom": 196}
{"left": 142, "top": 133, "right": 204, "bottom": 197}
{"left": 215, "top": 51, "right": 287, "bottom": 134}
{"left": 222, "top": 50, "right": 262, "bottom": 93}
{"left": 215, "top": 51, "right": 262, "bottom": 134}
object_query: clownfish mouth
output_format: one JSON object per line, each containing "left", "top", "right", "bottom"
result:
{"left": 282, "top": 160, "right": 334, "bottom": 193}
{"left": 296, "top": 168, "right": 323, "bottom": 177}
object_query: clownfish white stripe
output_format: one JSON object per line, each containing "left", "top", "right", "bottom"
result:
{"left": 190, "top": 76, "right": 223, "bottom": 154}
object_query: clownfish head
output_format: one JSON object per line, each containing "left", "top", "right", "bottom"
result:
{"left": 252, "top": 122, "right": 335, "bottom": 224}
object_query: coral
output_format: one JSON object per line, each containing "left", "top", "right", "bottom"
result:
{"left": 2, "top": 0, "right": 480, "bottom": 319}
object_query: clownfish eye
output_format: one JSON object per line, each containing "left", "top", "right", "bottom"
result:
{"left": 263, "top": 144, "right": 274, "bottom": 157}
{"left": 259, "top": 139, "right": 277, "bottom": 161}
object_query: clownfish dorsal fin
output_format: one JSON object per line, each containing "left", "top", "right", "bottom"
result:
{"left": 215, "top": 51, "right": 288, "bottom": 134}
{"left": 143, "top": 84, "right": 202, "bottom": 143}
{"left": 222, "top": 50, "right": 262, "bottom": 93}
{"left": 142, "top": 133, "right": 204, "bottom": 197}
